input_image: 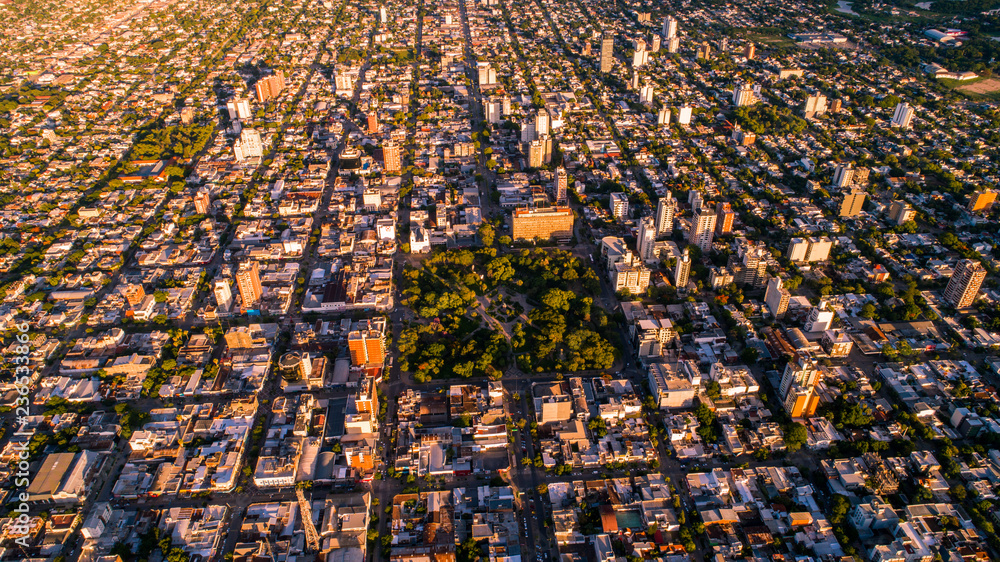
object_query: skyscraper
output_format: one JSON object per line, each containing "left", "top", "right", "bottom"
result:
{"left": 486, "top": 98, "right": 501, "bottom": 124}
{"left": 657, "top": 107, "right": 671, "bottom": 126}
{"left": 780, "top": 353, "right": 820, "bottom": 419}
{"left": 833, "top": 164, "right": 855, "bottom": 189}
{"left": 968, "top": 190, "right": 998, "bottom": 213}
{"left": 676, "top": 106, "right": 692, "bottom": 125}
{"left": 348, "top": 321, "right": 387, "bottom": 367}
{"left": 655, "top": 194, "right": 674, "bottom": 236}
{"left": 555, "top": 166, "right": 568, "bottom": 203}
{"left": 527, "top": 139, "right": 544, "bottom": 168}
{"left": 744, "top": 43, "right": 756, "bottom": 60}
{"left": 236, "top": 261, "right": 262, "bottom": 309}
{"left": 765, "top": 276, "right": 790, "bottom": 318}
{"left": 944, "top": 260, "right": 987, "bottom": 308}
{"left": 888, "top": 200, "right": 915, "bottom": 225}
{"left": 637, "top": 217, "right": 657, "bottom": 262}
{"left": 382, "top": 140, "right": 401, "bottom": 173}
{"left": 839, "top": 190, "right": 867, "bottom": 218}
{"left": 536, "top": 109, "right": 550, "bottom": 137}
{"left": 254, "top": 72, "right": 286, "bottom": 103}
{"left": 696, "top": 42, "right": 711, "bottom": 60}
{"left": 610, "top": 192, "right": 629, "bottom": 220}
{"left": 662, "top": 16, "right": 677, "bottom": 40}
{"left": 733, "top": 84, "right": 756, "bottom": 107}
{"left": 891, "top": 102, "right": 914, "bottom": 129}
{"left": 194, "top": 191, "right": 210, "bottom": 214}
{"left": 639, "top": 83, "right": 655, "bottom": 105}
{"left": 379, "top": 4, "right": 387, "bottom": 23}
{"left": 600, "top": 34, "right": 615, "bottom": 73}
{"left": 367, "top": 110, "right": 379, "bottom": 135}
{"left": 674, "top": 247, "right": 691, "bottom": 288}
{"left": 715, "top": 201, "right": 734, "bottom": 236}
{"left": 688, "top": 205, "right": 716, "bottom": 252}
{"left": 214, "top": 280, "right": 232, "bottom": 312}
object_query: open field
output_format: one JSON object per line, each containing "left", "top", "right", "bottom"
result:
{"left": 957, "top": 77, "right": 1000, "bottom": 97}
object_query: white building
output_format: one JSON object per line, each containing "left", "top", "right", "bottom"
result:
{"left": 610, "top": 192, "right": 629, "bottom": 220}
{"left": 226, "top": 98, "right": 251, "bottom": 120}
{"left": 891, "top": 102, "right": 914, "bottom": 129}
{"left": 234, "top": 128, "right": 263, "bottom": 162}
{"left": 655, "top": 193, "right": 674, "bottom": 236}
{"left": 637, "top": 217, "right": 657, "bottom": 262}
{"left": 676, "top": 106, "right": 692, "bottom": 125}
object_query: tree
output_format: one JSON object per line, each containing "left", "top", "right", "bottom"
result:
{"left": 860, "top": 303, "right": 877, "bottom": 319}
{"left": 783, "top": 422, "right": 807, "bottom": 452}
{"left": 739, "top": 347, "right": 759, "bottom": 364}
{"left": 478, "top": 222, "right": 495, "bottom": 247}
{"left": 829, "top": 494, "right": 850, "bottom": 525}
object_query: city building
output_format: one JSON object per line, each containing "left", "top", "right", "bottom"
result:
{"left": 888, "top": 200, "right": 916, "bottom": 225}
{"left": 662, "top": 16, "right": 677, "bottom": 39}
{"left": 784, "top": 385, "right": 820, "bottom": 420}
{"left": 833, "top": 164, "right": 855, "bottom": 189}
{"left": 733, "top": 84, "right": 756, "bottom": 107}
{"left": 803, "top": 94, "right": 827, "bottom": 118}
{"left": 382, "top": 140, "right": 401, "bottom": 173}
{"left": 657, "top": 107, "right": 671, "bottom": 126}
{"left": 600, "top": 34, "right": 615, "bottom": 73}
{"left": 637, "top": 217, "right": 657, "bottom": 262}
{"left": 688, "top": 205, "right": 716, "bottom": 252}
{"left": 633, "top": 41, "right": 649, "bottom": 68}
{"left": 226, "top": 98, "right": 251, "bottom": 120}
{"left": 234, "top": 129, "right": 263, "bottom": 163}
{"left": 943, "top": 259, "right": 987, "bottom": 308}
{"left": 891, "top": 102, "right": 914, "bottom": 129}
{"left": 804, "top": 304, "right": 835, "bottom": 332}
{"left": 967, "top": 189, "right": 997, "bottom": 213}
{"left": 527, "top": 139, "right": 544, "bottom": 168}
{"left": 214, "top": 281, "right": 233, "bottom": 313}
{"left": 744, "top": 43, "right": 756, "bottom": 60}
{"left": 555, "top": 166, "right": 568, "bottom": 203}
{"left": 839, "top": 190, "right": 867, "bottom": 218}
{"left": 478, "top": 62, "right": 497, "bottom": 86}
{"left": 655, "top": 193, "right": 674, "bottom": 236}
{"left": 648, "top": 362, "right": 697, "bottom": 409}
{"left": 348, "top": 318, "right": 387, "bottom": 367}
{"left": 121, "top": 284, "right": 145, "bottom": 307}
{"left": 610, "top": 192, "right": 629, "bottom": 220}
{"left": 194, "top": 190, "right": 211, "bottom": 214}
{"left": 787, "top": 236, "right": 834, "bottom": 263}
{"left": 696, "top": 42, "right": 711, "bottom": 59}
{"left": 674, "top": 247, "right": 691, "bottom": 289}
{"left": 255, "top": 72, "right": 286, "bottom": 103}
{"left": 764, "top": 276, "right": 790, "bottom": 318}
{"left": 715, "top": 202, "right": 734, "bottom": 236}
{"left": 236, "top": 261, "right": 263, "bottom": 309}
{"left": 536, "top": 109, "right": 550, "bottom": 137}
{"left": 367, "top": 110, "right": 379, "bottom": 134}
{"left": 639, "top": 83, "right": 654, "bottom": 105}
{"left": 675, "top": 106, "right": 692, "bottom": 125}
{"left": 780, "top": 354, "right": 820, "bottom": 419}
{"left": 511, "top": 207, "right": 574, "bottom": 241}
{"left": 611, "top": 261, "right": 651, "bottom": 295}
{"left": 780, "top": 353, "right": 819, "bottom": 396}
